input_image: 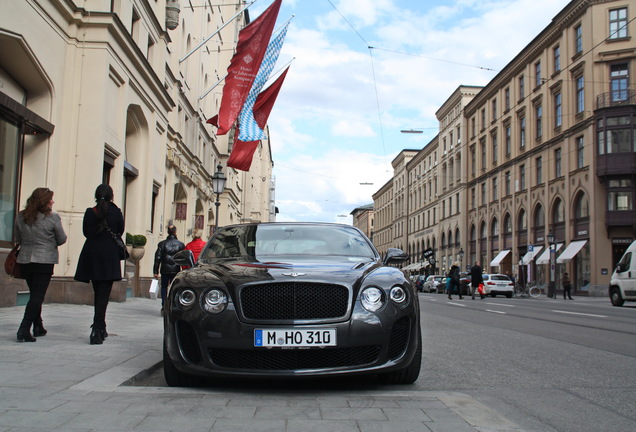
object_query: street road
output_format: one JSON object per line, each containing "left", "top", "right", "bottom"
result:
{"left": 416, "top": 293, "right": 636, "bottom": 432}
{"left": 139, "top": 294, "right": 636, "bottom": 431}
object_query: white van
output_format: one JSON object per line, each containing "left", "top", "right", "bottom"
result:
{"left": 609, "top": 240, "right": 636, "bottom": 306}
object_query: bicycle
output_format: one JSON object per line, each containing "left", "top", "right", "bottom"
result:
{"left": 528, "top": 283, "right": 542, "bottom": 298}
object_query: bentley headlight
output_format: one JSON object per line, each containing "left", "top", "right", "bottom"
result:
{"left": 361, "top": 287, "right": 385, "bottom": 312}
{"left": 202, "top": 289, "right": 228, "bottom": 314}
{"left": 178, "top": 289, "right": 196, "bottom": 308}
{"left": 390, "top": 286, "right": 408, "bottom": 306}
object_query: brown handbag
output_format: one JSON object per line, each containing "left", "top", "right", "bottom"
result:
{"left": 5, "top": 244, "right": 23, "bottom": 279}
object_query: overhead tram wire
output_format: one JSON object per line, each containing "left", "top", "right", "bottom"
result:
{"left": 368, "top": 47, "right": 497, "bottom": 72}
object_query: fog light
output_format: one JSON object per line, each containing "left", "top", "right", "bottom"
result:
{"left": 178, "top": 289, "right": 196, "bottom": 308}
{"left": 203, "top": 289, "right": 228, "bottom": 314}
{"left": 361, "top": 287, "right": 385, "bottom": 312}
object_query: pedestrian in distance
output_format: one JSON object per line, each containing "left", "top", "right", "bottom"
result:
{"left": 74, "top": 184, "right": 126, "bottom": 345}
{"left": 471, "top": 260, "right": 485, "bottom": 300}
{"left": 447, "top": 262, "right": 462, "bottom": 300}
{"left": 562, "top": 272, "right": 573, "bottom": 300}
{"left": 153, "top": 224, "right": 185, "bottom": 314}
{"left": 184, "top": 228, "right": 206, "bottom": 268}
{"left": 15, "top": 187, "right": 67, "bottom": 342}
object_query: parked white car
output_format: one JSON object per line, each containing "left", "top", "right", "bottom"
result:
{"left": 471, "top": 273, "right": 514, "bottom": 298}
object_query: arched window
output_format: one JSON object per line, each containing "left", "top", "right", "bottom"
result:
{"left": 553, "top": 198, "right": 564, "bottom": 223}
{"left": 491, "top": 218, "right": 499, "bottom": 236}
{"left": 534, "top": 204, "right": 545, "bottom": 228}
{"left": 455, "top": 228, "right": 461, "bottom": 246}
{"left": 441, "top": 232, "right": 446, "bottom": 249}
{"left": 518, "top": 208, "right": 527, "bottom": 230}
{"left": 504, "top": 213, "right": 512, "bottom": 234}
{"left": 575, "top": 193, "right": 589, "bottom": 218}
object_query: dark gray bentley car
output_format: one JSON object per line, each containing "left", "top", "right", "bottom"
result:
{"left": 164, "top": 222, "right": 421, "bottom": 386}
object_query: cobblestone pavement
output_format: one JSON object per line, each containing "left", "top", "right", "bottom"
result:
{"left": 0, "top": 298, "right": 525, "bottom": 431}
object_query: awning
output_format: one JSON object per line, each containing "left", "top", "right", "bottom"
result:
{"left": 557, "top": 240, "right": 588, "bottom": 263}
{"left": 536, "top": 243, "right": 564, "bottom": 264}
{"left": 489, "top": 249, "right": 511, "bottom": 267}
{"left": 521, "top": 246, "right": 543, "bottom": 265}
{"left": 403, "top": 261, "right": 428, "bottom": 271}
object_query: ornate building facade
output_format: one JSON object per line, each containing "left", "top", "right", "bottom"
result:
{"left": 371, "top": 0, "right": 634, "bottom": 296}
{"left": 0, "top": 0, "right": 274, "bottom": 306}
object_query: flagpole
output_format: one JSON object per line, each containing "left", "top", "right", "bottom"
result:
{"left": 199, "top": 73, "right": 228, "bottom": 100}
{"left": 198, "top": 15, "right": 293, "bottom": 101}
{"left": 180, "top": 0, "right": 259, "bottom": 64}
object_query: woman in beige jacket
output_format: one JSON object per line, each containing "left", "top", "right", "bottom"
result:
{"left": 15, "top": 187, "right": 67, "bottom": 342}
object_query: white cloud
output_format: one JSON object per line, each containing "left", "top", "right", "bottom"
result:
{"left": 267, "top": 0, "right": 571, "bottom": 223}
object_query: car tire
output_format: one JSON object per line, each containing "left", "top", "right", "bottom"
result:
{"left": 610, "top": 287, "right": 624, "bottom": 307}
{"left": 491, "top": 293, "right": 497, "bottom": 298}
{"left": 506, "top": 292, "right": 513, "bottom": 298}
{"left": 379, "top": 332, "right": 422, "bottom": 385}
{"left": 163, "top": 341, "right": 195, "bottom": 387}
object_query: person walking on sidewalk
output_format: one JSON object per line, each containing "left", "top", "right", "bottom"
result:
{"left": 74, "top": 184, "right": 125, "bottom": 345}
{"left": 447, "top": 262, "right": 462, "bottom": 300}
{"left": 153, "top": 225, "right": 185, "bottom": 313}
{"left": 562, "top": 272, "right": 573, "bottom": 300}
{"left": 15, "top": 188, "right": 67, "bottom": 342}
{"left": 471, "top": 261, "right": 485, "bottom": 300}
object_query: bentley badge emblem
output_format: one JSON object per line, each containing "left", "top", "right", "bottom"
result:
{"left": 282, "top": 272, "right": 306, "bottom": 277}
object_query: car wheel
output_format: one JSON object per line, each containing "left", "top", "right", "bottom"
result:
{"left": 380, "top": 332, "right": 422, "bottom": 385}
{"left": 491, "top": 293, "right": 497, "bottom": 298}
{"left": 506, "top": 292, "right": 513, "bottom": 298}
{"left": 163, "top": 340, "right": 195, "bottom": 387}
{"left": 610, "top": 287, "right": 624, "bottom": 307}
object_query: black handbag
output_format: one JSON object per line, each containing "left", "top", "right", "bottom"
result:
{"left": 105, "top": 225, "right": 130, "bottom": 260}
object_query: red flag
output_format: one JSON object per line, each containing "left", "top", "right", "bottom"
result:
{"left": 215, "top": 0, "right": 282, "bottom": 135}
{"left": 227, "top": 67, "right": 289, "bottom": 171}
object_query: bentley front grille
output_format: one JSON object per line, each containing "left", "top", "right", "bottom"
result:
{"left": 240, "top": 282, "right": 349, "bottom": 320}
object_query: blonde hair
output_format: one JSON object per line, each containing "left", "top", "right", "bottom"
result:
{"left": 192, "top": 228, "right": 202, "bottom": 239}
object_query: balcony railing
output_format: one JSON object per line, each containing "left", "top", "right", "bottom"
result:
{"left": 596, "top": 90, "right": 636, "bottom": 110}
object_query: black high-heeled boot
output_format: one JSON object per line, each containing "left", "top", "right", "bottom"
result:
{"left": 17, "top": 326, "right": 36, "bottom": 342}
{"left": 33, "top": 320, "right": 47, "bottom": 337}
{"left": 90, "top": 326, "right": 103, "bottom": 345}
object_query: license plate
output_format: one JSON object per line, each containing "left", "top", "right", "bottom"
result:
{"left": 254, "top": 329, "right": 336, "bottom": 347}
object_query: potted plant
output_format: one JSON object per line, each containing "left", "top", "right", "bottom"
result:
{"left": 125, "top": 233, "right": 134, "bottom": 256}
{"left": 129, "top": 234, "right": 147, "bottom": 261}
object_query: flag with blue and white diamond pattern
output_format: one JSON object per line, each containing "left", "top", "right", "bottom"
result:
{"left": 237, "top": 21, "right": 289, "bottom": 142}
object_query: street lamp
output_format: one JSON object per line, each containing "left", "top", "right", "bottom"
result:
{"left": 458, "top": 248, "right": 464, "bottom": 271}
{"left": 210, "top": 163, "right": 226, "bottom": 232}
{"left": 547, "top": 231, "right": 556, "bottom": 298}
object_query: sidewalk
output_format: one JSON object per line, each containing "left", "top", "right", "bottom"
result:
{"left": 0, "top": 298, "right": 525, "bottom": 432}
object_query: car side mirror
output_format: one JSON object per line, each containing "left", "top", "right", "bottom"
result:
{"left": 384, "top": 248, "right": 408, "bottom": 265}
{"left": 174, "top": 250, "right": 195, "bottom": 268}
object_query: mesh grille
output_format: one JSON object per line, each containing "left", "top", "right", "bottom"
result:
{"left": 209, "top": 346, "right": 381, "bottom": 370}
{"left": 176, "top": 321, "right": 202, "bottom": 364}
{"left": 240, "top": 282, "right": 349, "bottom": 320}
{"left": 387, "top": 317, "right": 410, "bottom": 360}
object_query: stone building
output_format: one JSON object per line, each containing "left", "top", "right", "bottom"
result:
{"left": 370, "top": 0, "right": 635, "bottom": 296}
{"left": 0, "top": 0, "right": 274, "bottom": 306}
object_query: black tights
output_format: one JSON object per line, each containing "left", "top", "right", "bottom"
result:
{"left": 20, "top": 263, "right": 54, "bottom": 329}
{"left": 92, "top": 280, "right": 113, "bottom": 329}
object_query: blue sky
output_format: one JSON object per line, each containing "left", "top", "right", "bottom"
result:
{"left": 246, "top": 0, "right": 572, "bottom": 223}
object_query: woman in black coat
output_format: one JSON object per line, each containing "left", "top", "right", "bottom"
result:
{"left": 74, "top": 184, "right": 125, "bottom": 345}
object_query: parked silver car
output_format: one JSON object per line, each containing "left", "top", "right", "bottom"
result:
{"left": 422, "top": 275, "right": 446, "bottom": 293}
